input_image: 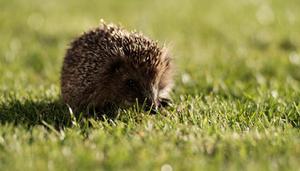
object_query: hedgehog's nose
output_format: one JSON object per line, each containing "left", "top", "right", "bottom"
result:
{"left": 144, "top": 98, "right": 158, "bottom": 114}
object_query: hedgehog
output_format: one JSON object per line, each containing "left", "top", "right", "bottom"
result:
{"left": 61, "top": 21, "right": 173, "bottom": 115}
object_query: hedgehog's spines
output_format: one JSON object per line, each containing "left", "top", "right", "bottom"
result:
{"left": 61, "top": 21, "right": 173, "bottom": 113}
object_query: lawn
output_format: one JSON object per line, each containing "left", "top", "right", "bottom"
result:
{"left": 0, "top": 0, "right": 300, "bottom": 170}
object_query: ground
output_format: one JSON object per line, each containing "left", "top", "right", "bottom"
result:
{"left": 0, "top": 0, "right": 300, "bottom": 170}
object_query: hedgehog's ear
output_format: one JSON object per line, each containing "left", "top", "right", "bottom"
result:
{"left": 109, "top": 60, "right": 124, "bottom": 73}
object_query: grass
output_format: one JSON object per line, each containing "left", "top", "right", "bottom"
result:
{"left": 1, "top": 0, "right": 300, "bottom": 170}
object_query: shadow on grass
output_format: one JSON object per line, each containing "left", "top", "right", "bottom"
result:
{"left": 0, "top": 98, "right": 122, "bottom": 129}
{"left": 0, "top": 99, "right": 72, "bottom": 128}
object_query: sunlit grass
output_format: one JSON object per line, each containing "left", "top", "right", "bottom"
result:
{"left": 0, "top": 0, "right": 300, "bottom": 170}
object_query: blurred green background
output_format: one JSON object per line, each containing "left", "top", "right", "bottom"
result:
{"left": 1, "top": 0, "right": 299, "bottom": 91}
{"left": 0, "top": 0, "right": 300, "bottom": 170}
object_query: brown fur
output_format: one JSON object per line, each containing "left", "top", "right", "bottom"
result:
{"left": 61, "top": 22, "right": 173, "bottom": 114}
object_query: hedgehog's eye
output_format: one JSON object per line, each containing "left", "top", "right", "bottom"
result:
{"left": 109, "top": 60, "right": 123, "bottom": 73}
{"left": 126, "top": 79, "right": 137, "bottom": 89}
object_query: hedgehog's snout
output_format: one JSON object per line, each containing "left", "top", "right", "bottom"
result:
{"left": 143, "top": 89, "right": 159, "bottom": 114}
{"left": 144, "top": 98, "right": 158, "bottom": 114}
